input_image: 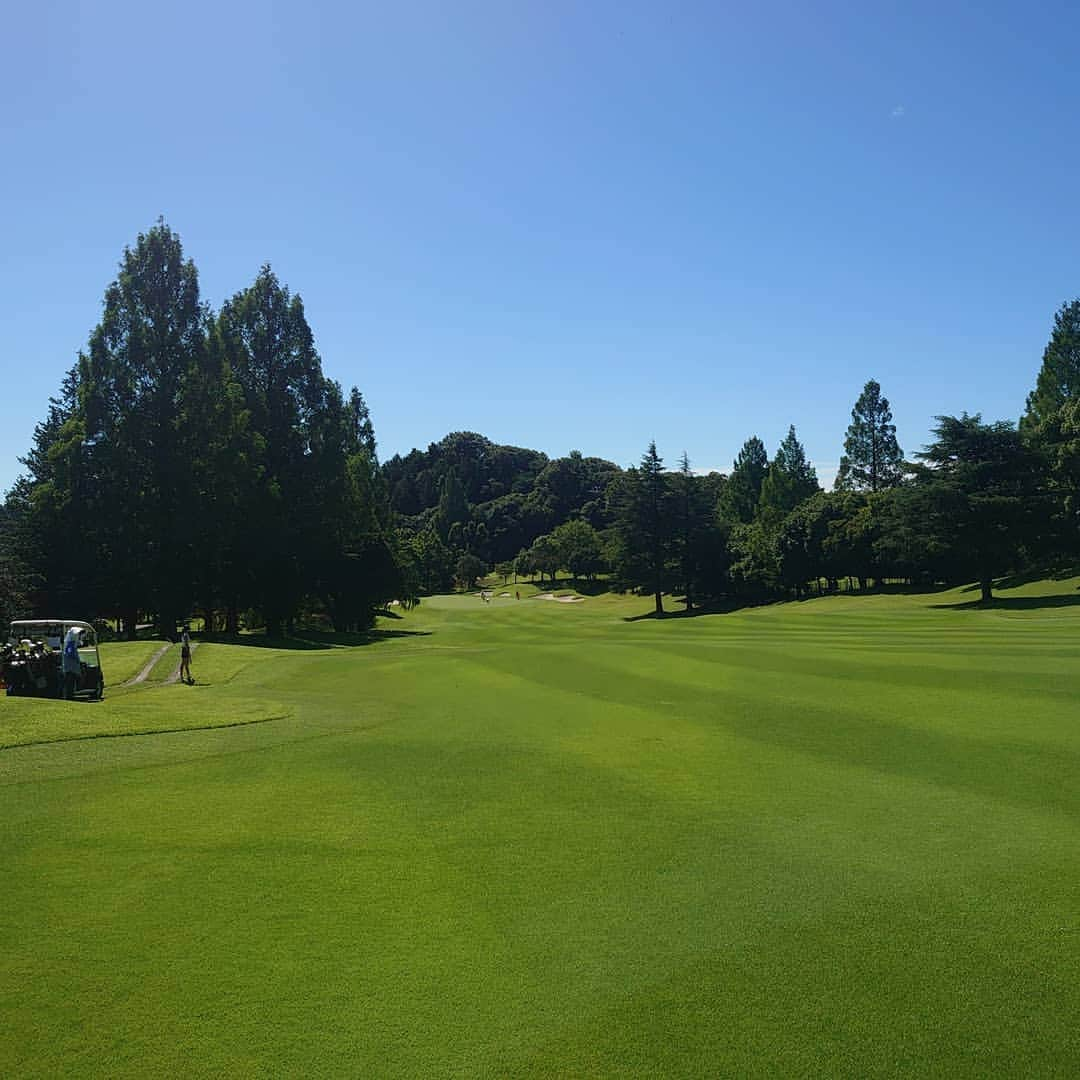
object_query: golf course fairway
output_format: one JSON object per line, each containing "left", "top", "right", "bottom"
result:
{"left": 2, "top": 582, "right": 1079, "bottom": 1076}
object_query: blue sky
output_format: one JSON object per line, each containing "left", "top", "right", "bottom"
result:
{"left": 3, "top": 0, "right": 1079, "bottom": 493}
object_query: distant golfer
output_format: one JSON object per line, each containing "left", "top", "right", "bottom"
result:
{"left": 179, "top": 625, "right": 194, "bottom": 685}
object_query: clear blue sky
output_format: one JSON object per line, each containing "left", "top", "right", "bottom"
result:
{"left": 4, "top": 0, "right": 1079, "bottom": 493}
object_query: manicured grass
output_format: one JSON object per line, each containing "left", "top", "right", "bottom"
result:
{"left": 2, "top": 580, "right": 1080, "bottom": 1075}
{"left": 97, "top": 639, "right": 169, "bottom": 685}
{"left": 0, "top": 687, "right": 289, "bottom": 750}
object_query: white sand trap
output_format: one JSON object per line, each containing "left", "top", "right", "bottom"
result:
{"left": 556, "top": 596, "right": 585, "bottom": 603}
{"left": 499, "top": 592, "right": 511, "bottom": 597}
{"left": 535, "top": 593, "right": 555, "bottom": 600}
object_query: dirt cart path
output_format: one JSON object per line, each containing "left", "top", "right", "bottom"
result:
{"left": 123, "top": 644, "right": 172, "bottom": 686}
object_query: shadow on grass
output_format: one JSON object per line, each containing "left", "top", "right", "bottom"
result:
{"left": 623, "top": 602, "right": 744, "bottom": 623}
{"left": 865, "top": 581, "right": 951, "bottom": 596}
{"left": 200, "top": 628, "right": 432, "bottom": 650}
{"left": 932, "top": 593, "right": 1080, "bottom": 611}
{"left": 958, "top": 566, "right": 1080, "bottom": 594}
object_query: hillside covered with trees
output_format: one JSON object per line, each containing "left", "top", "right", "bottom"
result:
{"left": 3, "top": 224, "right": 1079, "bottom": 632}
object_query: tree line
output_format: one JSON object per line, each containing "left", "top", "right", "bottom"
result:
{"left": 390, "top": 310, "right": 1079, "bottom": 612}
{"left": 0, "top": 222, "right": 402, "bottom": 638}
{"left": 3, "top": 221, "right": 1079, "bottom": 630}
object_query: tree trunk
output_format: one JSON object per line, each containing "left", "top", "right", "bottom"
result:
{"left": 654, "top": 591, "right": 664, "bottom": 616}
{"left": 122, "top": 608, "right": 139, "bottom": 641}
{"left": 226, "top": 604, "right": 239, "bottom": 636}
{"left": 980, "top": 577, "right": 993, "bottom": 603}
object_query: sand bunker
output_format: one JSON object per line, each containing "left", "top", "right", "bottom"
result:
{"left": 535, "top": 592, "right": 585, "bottom": 603}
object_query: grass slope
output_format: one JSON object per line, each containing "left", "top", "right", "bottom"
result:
{"left": 2, "top": 580, "right": 1080, "bottom": 1076}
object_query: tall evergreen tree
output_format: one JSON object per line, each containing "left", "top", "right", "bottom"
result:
{"left": 218, "top": 266, "right": 327, "bottom": 635}
{"left": 612, "top": 442, "right": 673, "bottom": 615}
{"left": 81, "top": 220, "right": 208, "bottom": 636}
{"left": 12, "top": 366, "right": 85, "bottom": 616}
{"left": 180, "top": 320, "right": 261, "bottom": 632}
{"left": 1022, "top": 300, "right": 1080, "bottom": 433}
{"left": 0, "top": 485, "right": 33, "bottom": 627}
{"left": 674, "top": 452, "right": 712, "bottom": 611}
{"left": 718, "top": 436, "right": 768, "bottom": 524}
{"left": 1037, "top": 396, "right": 1080, "bottom": 559}
{"left": 758, "top": 426, "right": 820, "bottom": 525}
{"left": 835, "top": 379, "right": 904, "bottom": 491}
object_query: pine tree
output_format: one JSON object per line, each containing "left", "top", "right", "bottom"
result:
{"left": 12, "top": 366, "right": 86, "bottom": 616}
{"left": 835, "top": 379, "right": 904, "bottom": 492}
{"left": 218, "top": 266, "right": 328, "bottom": 635}
{"left": 180, "top": 320, "right": 260, "bottom": 632}
{"left": 1022, "top": 300, "right": 1080, "bottom": 433}
{"left": 718, "top": 437, "right": 768, "bottom": 524}
{"left": 758, "top": 426, "right": 820, "bottom": 525}
{"left": 674, "top": 452, "right": 711, "bottom": 611}
{"left": 612, "top": 442, "right": 673, "bottom": 615}
{"left": 82, "top": 220, "right": 208, "bottom": 636}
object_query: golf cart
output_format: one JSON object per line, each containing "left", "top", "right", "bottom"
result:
{"left": 1, "top": 620, "right": 105, "bottom": 700}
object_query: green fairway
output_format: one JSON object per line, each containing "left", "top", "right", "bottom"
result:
{"left": 3, "top": 583, "right": 1080, "bottom": 1076}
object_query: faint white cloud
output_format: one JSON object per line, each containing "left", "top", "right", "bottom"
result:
{"left": 890, "top": 104, "right": 906, "bottom": 119}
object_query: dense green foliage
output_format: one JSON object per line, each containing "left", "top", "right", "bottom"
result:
{"left": 385, "top": 437, "right": 619, "bottom": 568}
{"left": 3, "top": 583, "right": 1080, "bottom": 1075}
{"left": 1, "top": 224, "right": 400, "bottom": 635}
{"left": 1022, "top": 299, "right": 1080, "bottom": 432}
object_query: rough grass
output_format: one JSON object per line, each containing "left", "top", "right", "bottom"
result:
{"left": 2, "top": 578, "right": 1080, "bottom": 1076}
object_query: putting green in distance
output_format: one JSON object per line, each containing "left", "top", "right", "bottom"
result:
{"left": 2, "top": 579, "right": 1079, "bottom": 1076}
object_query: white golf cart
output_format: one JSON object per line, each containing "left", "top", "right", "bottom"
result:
{"left": 1, "top": 620, "right": 105, "bottom": 700}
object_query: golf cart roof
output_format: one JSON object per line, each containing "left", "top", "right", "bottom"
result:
{"left": 11, "top": 620, "right": 95, "bottom": 632}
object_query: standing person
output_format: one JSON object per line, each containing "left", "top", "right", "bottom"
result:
{"left": 61, "top": 626, "right": 82, "bottom": 700}
{"left": 179, "top": 624, "right": 194, "bottom": 685}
